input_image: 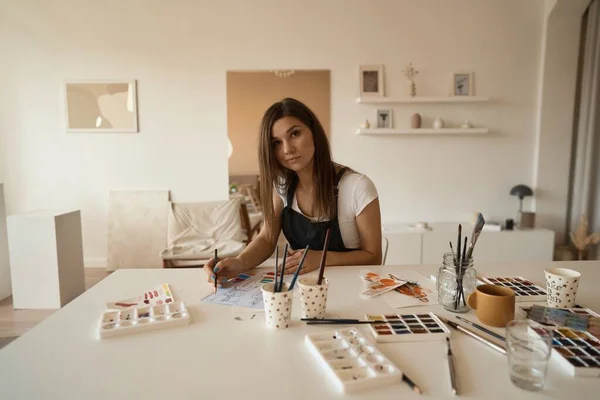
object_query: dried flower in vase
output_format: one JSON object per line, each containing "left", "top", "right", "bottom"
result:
{"left": 402, "top": 63, "right": 419, "bottom": 97}
{"left": 570, "top": 215, "right": 600, "bottom": 260}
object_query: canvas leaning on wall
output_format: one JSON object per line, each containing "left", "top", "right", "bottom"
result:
{"left": 64, "top": 80, "right": 139, "bottom": 133}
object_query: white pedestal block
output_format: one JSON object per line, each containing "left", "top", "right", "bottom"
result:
{"left": 7, "top": 210, "right": 85, "bottom": 309}
{"left": 0, "top": 184, "right": 11, "bottom": 301}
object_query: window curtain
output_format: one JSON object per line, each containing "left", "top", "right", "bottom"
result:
{"left": 568, "top": 0, "right": 600, "bottom": 259}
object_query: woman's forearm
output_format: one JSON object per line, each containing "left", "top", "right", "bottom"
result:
{"left": 236, "top": 234, "right": 276, "bottom": 271}
{"left": 321, "top": 249, "right": 381, "bottom": 267}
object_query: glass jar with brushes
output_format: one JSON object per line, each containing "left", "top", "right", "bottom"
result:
{"left": 437, "top": 252, "right": 477, "bottom": 313}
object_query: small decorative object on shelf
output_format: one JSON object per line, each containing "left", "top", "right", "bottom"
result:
{"left": 403, "top": 63, "right": 419, "bottom": 97}
{"left": 461, "top": 120, "right": 473, "bottom": 129}
{"left": 433, "top": 116, "right": 444, "bottom": 129}
{"left": 361, "top": 119, "right": 371, "bottom": 129}
{"left": 411, "top": 113, "right": 422, "bottom": 129}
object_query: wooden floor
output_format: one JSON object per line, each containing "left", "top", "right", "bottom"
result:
{"left": 0, "top": 268, "right": 110, "bottom": 339}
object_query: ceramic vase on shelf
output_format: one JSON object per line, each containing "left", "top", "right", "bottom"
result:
{"left": 409, "top": 80, "right": 416, "bottom": 97}
{"left": 361, "top": 119, "right": 370, "bottom": 129}
{"left": 411, "top": 113, "right": 421, "bottom": 129}
{"left": 433, "top": 117, "right": 444, "bottom": 129}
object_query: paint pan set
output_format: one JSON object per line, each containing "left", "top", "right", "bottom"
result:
{"left": 305, "top": 327, "right": 402, "bottom": 393}
{"left": 99, "top": 302, "right": 190, "bottom": 339}
{"left": 479, "top": 276, "right": 546, "bottom": 302}
{"left": 535, "top": 326, "right": 600, "bottom": 377}
{"left": 365, "top": 312, "right": 450, "bottom": 342}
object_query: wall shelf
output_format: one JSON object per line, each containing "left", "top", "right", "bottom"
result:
{"left": 356, "top": 96, "right": 491, "bottom": 104}
{"left": 356, "top": 128, "right": 490, "bottom": 135}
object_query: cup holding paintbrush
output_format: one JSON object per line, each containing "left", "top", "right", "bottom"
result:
{"left": 261, "top": 282, "right": 293, "bottom": 329}
{"left": 297, "top": 229, "right": 332, "bottom": 319}
{"left": 298, "top": 277, "right": 330, "bottom": 319}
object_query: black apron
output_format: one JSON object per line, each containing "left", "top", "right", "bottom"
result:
{"left": 281, "top": 168, "right": 352, "bottom": 252}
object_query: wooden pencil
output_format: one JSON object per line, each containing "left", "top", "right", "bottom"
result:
{"left": 317, "top": 228, "right": 331, "bottom": 285}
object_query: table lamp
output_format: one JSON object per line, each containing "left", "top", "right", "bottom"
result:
{"left": 510, "top": 184, "right": 534, "bottom": 228}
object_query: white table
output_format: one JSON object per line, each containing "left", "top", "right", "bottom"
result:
{"left": 1, "top": 261, "right": 599, "bottom": 399}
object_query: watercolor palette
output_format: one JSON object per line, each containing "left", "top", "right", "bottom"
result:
{"left": 98, "top": 302, "right": 190, "bottom": 339}
{"left": 365, "top": 312, "right": 450, "bottom": 342}
{"left": 480, "top": 276, "right": 546, "bottom": 302}
{"left": 305, "top": 327, "right": 402, "bottom": 393}
{"left": 541, "top": 327, "right": 600, "bottom": 377}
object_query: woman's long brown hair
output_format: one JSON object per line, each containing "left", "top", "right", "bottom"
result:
{"left": 258, "top": 98, "right": 336, "bottom": 241}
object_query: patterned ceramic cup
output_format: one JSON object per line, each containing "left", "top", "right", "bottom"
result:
{"left": 544, "top": 268, "right": 581, "bottom": 308}
{"left": 298, "top": 277, "right": 329, "bottom": 319}
{"left": 261, "top": 282, "right": 292, "bottom": 329}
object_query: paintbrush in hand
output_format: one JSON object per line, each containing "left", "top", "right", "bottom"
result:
{"left": 317, "top": 228, "right": 331, "bottom": 285}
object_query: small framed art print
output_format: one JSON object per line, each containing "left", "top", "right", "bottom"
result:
{"left": 359, "top": 65, "right": 384, "bottom": 97}
{"left": 452, "top": 72, "right": 474, "bottom": 96}
{"left": 377, "top": 109, "right": 392, "bottom": 128}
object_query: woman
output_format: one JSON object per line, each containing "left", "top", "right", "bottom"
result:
{"left": 205, "top": 98, "right": 381, "bottom": 284}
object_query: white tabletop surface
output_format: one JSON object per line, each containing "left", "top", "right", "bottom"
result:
{"left": 1, "top": 261, "right": 599, "bottom": 399}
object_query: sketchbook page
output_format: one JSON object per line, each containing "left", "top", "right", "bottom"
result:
{"left": 380, "top": 271, "right": 438, "bottom": 308}
{"left": 106, "top": 283, "right": 174, "bottom": 310}
{"left": 201, "top": 272, "right": 292, "bottom": 309}
{"left": 359, "top": 270, "right": 403, "bottom": 297}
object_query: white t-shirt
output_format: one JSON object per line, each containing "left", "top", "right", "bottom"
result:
{"left": 279, "top": 171, "right": 378, "bottom": 249}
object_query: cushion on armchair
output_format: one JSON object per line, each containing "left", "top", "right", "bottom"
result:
{"left": 159, "top": 199, "right": 246, "bottom": 260}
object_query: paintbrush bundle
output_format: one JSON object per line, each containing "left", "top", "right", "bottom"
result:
{"left": 98, "top": 302, "right": 190, "bottom": 339}
{"left": 305, "top": 327, "right": 402, "bottom": 393}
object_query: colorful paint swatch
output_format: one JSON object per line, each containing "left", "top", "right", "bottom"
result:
{"left": 544, "top": 327, "right": 600, "bottom": 377}
{"left": 481, "top": 276, "right": 546, "bottom": 302}
{"left": 527, "top": 305, "right": 589, "bottom": 331}
{"left": 365, "top": 312, "right": 450, "bottom": 342}
{"left": 519, "top": 306, "right": 600, "bottom": 341}
{"left": 260, "top": 272, "right": 275, "bottom": 284}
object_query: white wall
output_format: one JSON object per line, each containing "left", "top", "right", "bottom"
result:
{"left": 0, "top": 0, "right": 553, "bottom": 264}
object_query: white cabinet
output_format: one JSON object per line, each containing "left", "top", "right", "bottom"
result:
{"left": 383, "top": 223, "right": 554, "bottom": 266}
{"left": 7, "top": 210, "right": 85, "bottom": 309}
{"left": 0, "top": 184, "right": 10, "bottom": 301}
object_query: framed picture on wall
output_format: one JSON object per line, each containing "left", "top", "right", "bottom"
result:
{"left": 452, "top": 72, "right": 474, "bottom": 96}
{"left": 377, "top": 109, "right": 393, "bottom": 128}
{"left": 359, "top": 65, "right": 384, "bottom": 96}
{"left": 64, "top": 80, "right": 138, "bottom": 133}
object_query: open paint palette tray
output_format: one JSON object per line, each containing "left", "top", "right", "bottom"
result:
{"left": 542, "top": 327, "right": 600, "bottom": 377}
{"left": 365, "top": 312, "right": 450, "bottom": 342}
{"left": 305, "top": 327, "right": 402, "bottom": 393}
{"left": 99, "top": 302, "right": 190, "bottom": 339}
{"left": 480, "top": 276, "right": 546, "bottom": 302}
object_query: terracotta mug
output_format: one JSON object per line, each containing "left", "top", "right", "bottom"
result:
{"left": 467, "top": 284, "right": 516, "bottom": 327}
